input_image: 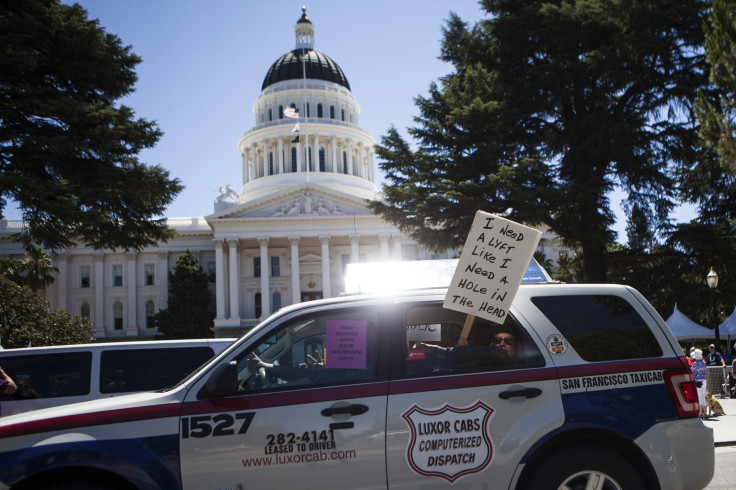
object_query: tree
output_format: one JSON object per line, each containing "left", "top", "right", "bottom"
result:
{"left": 625, "top": 204, "right": 655, "bottom": 253}
{"left": 19, "top": 247, "right": 57, "bottom": 292}
{"left": 0, "top": 248, "right": 57, "bottom": 292}
{"left": 153, "top": 249, "right": 213, "bottom": 339}
{"left": 0, "top": 275, "right": 94, "bottom": 348}
{"left": 370, "top": 0, "right": 710, "bottom": 283}
{"left": 667, "top": 0, "right": 736, "bottom": 327}
{"left": 0, "top": 0, "right": 183, "bottom": 251}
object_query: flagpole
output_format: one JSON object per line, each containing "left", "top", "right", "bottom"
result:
{"left": 301, "top": 48, "right": 310, "bottom": 183}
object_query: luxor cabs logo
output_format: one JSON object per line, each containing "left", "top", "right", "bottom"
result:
{"left": 402, "top": 400, "right": 495, "bottom": 483}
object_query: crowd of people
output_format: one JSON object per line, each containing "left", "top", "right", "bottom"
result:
{"left": 686, "top": 342, "right": 736, "bottom": 418}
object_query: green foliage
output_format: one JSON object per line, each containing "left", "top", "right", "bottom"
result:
{"left": 153, "top": 249, "right": 214, "bottom": 339}
{"left": 552, "top": 251, "right": 585, "bottom": 284}
{"left": 695, "top": 0, "right": 736, "bottom": 176}
{"left": 625, "top": 204, "right": 655, "bottom": 253}
{"left": 665, "top": 0, "right": 736, "bottom": 328}
{"left": 0, "top": 248, "right": 58, "bottom": 292}
{"left": 0, "top": 276, "right": 94, "bottom": 348}
{"left": 19, "top": 247, "right": 57, "bottom": 292}
{"left": 371, "top": 0, "right": 710, "bottom": 283}
{"left": 0, "top": 0, "right": 183, "bottom": 251}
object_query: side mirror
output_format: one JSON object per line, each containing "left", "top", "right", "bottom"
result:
{"left": 198, "top": 360, "right": 238, "bottom": 399}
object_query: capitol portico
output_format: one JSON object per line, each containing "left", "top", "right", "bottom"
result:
{"left": 0, "top": 9, "right": 562, "bottom": 339}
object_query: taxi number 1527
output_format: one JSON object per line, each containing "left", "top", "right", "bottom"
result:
{"left": 181, "top": 412, "right": 255, "bottom": 439}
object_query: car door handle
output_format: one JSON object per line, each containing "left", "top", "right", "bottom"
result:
{"left": 321, "top": 404, "right": 369, "bottom": 417}
{"left": 498, "top": 388, "right": 542, "bottom": 400}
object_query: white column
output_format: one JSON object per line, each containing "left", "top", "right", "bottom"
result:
{"left": 262, "top": 141, "right": 268, "bottom": 176}
{"left": 393, "top": 235, "right": 403, "bottom": 260}
{"left": 379, "top": 234, "right": 390, "bottom": 261}
{"left": 331, "top": 136, "right": 338, "bottom": 173}
{"left": 250, "top": 144, "right": 256, "bottom": 179}
{"left": 296, "top": 141, "right": 303, "bottom": 172}
{"left": 56, "top": 253, "right": 69, "bottom": 311}
{"left": 258, "top": 237, "right": 271, "bottom": 317}
{"left": 289, "top": 236, "right": 301, "bottom": 304}
{"left": 246, "top": 150, "right": 250, "bottom": 184}
{"left": 94, "top": 253, "right": 104, "bottom": 334}
{"left": 214, "top": 239, "right": 226, "bottom": 320}
{"left": 313, "top": 134, "right": 320, "bottom": 172}
{"left": 349, "top": 234, "right": 360, "bottom": 263}
{"left": 227, "top": 238, "right": 240, "bottom": 320}
{"left": 347, "top": 140, "right": 354, "bottom": 176}
{"left": 126, "top": 252, "right": 138, "bottom": 335}
{"left": 278, "top": 138, "right": 284, "bottom": 173}
{"left": 158, "top": 250, "right": 169, "bottom": 310}
{"left": 359, "top": 144, "right": 366, "bottom": 178}
{"left": 320, "top": 235, "right": 331, "bottom": 298}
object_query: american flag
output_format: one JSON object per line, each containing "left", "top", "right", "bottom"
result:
{"left": 283, "top": 107, "right": 299, "bottom": 119}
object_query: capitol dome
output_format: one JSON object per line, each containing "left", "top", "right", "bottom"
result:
{"left": 262, "top": 49, "right": 350, "bottom": 91}
{"left": 235, "top": 7, "right": 378, "bottom": 205}
{"left": 262, "top": 7, "right": 349, "bottom": 91}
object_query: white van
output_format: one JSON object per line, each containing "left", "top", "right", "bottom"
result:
{"left": 0, "top": 338, "right": 235, "bottom": 416}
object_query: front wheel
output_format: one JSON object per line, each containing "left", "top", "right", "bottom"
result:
{"left": 520, "top": 443, "right": 646, "bottom": 490}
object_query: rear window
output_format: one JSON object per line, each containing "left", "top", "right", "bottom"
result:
{"left": 100, "top": 346, "right": 215, "bottom": 393}
{"left": 1, "top": 352, "right": 92, "bottom": 399}
{"left": 531, "top": 295, "right": 663, "bottom": 361}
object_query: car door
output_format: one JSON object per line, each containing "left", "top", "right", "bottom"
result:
{"left": 386, "top": 302, "right": 564, "bottom": 488}
{"left": 179, "top": 305, "right": 390, "bottom": 490}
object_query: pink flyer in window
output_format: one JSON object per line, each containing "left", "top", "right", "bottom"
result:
{"left": 326, "top": 320, "right": 367, "bottom": 369}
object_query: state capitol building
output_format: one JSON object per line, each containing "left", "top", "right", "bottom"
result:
{"left": 0, "top": 9, "right": 561, "bottom": 339}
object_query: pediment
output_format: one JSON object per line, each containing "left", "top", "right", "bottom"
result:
{"left": 207, "top": 183, "right": 374, "bottom": 221}
{"left": 300, "top": 252, "right": 322, "bottom": 263}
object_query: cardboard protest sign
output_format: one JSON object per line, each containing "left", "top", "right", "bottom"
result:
{"left": 444, "top": 211, "right": 541, "bottom": 324}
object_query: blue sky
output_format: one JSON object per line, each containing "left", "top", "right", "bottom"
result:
{"left": 9, "top": 1, "right": 694, "bottom": 242}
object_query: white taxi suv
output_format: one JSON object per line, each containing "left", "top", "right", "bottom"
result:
{"left": 0, "top": 284, "right": 714, "bottom": 489}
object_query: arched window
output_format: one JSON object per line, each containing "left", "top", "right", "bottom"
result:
{"left": 81, "top": 302, "right": 90, "bottom": 322}
{"left": 317, "top": 104, "right": 323, "bottom": 118}
{"left": 291, "top": 147, "right": 297, "bottom": 172}
{"left": 341, "top": 108, "right": 345, "bottom": 121}
{"left": 269, "top": 108, "right": 273, "bottom": 121}
{"left": 330, "top": 105, "right": 335, "bottom": 119}
{"left": 113, "top": 301, "right": 123, "bottom": 330}
{"left": 273, "top": 291, "right": 282, "bottom": 311}
{"left": 342, "top": 151, "right": 348, "bottom": 174}
{"left": 269, "top": 152, "right": 274, "bottom": 175}
{"left": 319, "top": 147, "right": 325, "bottom": 172}
{"left": 255, "top": 293, "right": 262, "bottom": 319}
{"left": 145, "top": 300, "right": 155, "bottom": 329}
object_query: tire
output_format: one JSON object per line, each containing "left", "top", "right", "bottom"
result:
{"left": 520, "top": 443, "right": 646, "bottom": 490}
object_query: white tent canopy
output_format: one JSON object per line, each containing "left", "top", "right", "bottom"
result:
{"left": 665, "top": 305, "right": 713, "bottom": 341}
{"left": 719, "top": 307, "right": 736, "bottom": 337}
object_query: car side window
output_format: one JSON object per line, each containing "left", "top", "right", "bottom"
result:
{"left": 531, "top": 294, "right": 663, "bottom": 361}
{"left": 0, "top": 352, "right": 91, "bottom": 399}
{"left": 233, "top": 309, "right": 379, "bottom": 393}
{"left": 100, "top": 347, "right": 216, "bottom": 394}
{"left": 403, "top": 305, "right": 544, "bottom": 377}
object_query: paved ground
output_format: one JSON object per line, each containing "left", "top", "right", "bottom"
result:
{"left": 701, "top": 396, "right": 736, "bottom": 446}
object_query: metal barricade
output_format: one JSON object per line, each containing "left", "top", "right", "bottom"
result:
{"left": 706, "top": 365, "right": 727, "bottom": 398}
